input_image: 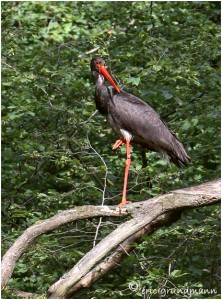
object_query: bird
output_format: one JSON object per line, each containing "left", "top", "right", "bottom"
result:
{"left": 90, "top": 57, "right": 190, "bottom": 208}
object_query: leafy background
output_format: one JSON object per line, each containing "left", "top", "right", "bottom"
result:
{"left": 2, "top": 1, "right": 220, "bottom": 299}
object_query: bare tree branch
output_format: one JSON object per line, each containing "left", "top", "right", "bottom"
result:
{"left": 66, "top": 211, "right": 181, "bottom": 297}
{"left": 48, "top": 179, "right": 220, "bottom": 298}
{"left": 1, "top": 179, "right": 220, "bottom": 298}
{"left": 5, "top": 288, "right": 40, "bottom": 299}
{"left": 1, "top": 206, "right": 127, "bottom": 290}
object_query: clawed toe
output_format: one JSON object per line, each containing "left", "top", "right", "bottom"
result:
{"left": 118, "top": 200, "right": 132, "bottom": 211}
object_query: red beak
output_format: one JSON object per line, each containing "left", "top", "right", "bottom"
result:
{"left": 98, "top": 64, "right": 120, "bottom": 93}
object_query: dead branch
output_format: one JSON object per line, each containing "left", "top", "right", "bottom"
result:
{"left": 1, "top": 179, "right": 220, "bottom": 298}
{"left": 66, "top": 211, "right": 181, "bottom": 297}
{"left": 48, "top": 179, "right": 220, "bottom": 298}
{"left": 1, "top": 206, "right": 127, "bottom": 290}
{"left": 6, "top": 288, "right": 40, "bottom": 299}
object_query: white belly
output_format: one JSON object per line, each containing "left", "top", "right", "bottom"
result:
{"left": 120, "top": 129, "right": 133, "bottom": 141}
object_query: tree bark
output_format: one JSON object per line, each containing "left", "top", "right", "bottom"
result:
{"left": 65, "top": 211, "right": 181, "bottom": 297}
{"left": 1, "top": 179, "right": 220, "bottom": 299}
{"left": 1, "top": 206, "right": 127, "bottom": 291}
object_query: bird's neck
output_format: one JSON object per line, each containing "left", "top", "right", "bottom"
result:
{"left": 92, "top": 72, "right": 110, "bottom": 115}
{"left": 93, "top": 72, "right": 105, "bottom": 87}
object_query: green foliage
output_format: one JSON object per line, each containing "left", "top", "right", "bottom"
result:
{"left": 2, "top": 1, "right": 220, "bottom": 298}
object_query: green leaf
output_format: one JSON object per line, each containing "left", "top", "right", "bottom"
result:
{"left": 39, "top": 145, "right": 45, "bottom": 151}
{"left": 182, "top": 120, "right": 191, "bottom": 131}
{"left": 126, "top": 77, "right": 141, "bottom": 86}
{"left": 153, "top": 65, "right": 162, "bottom": 72}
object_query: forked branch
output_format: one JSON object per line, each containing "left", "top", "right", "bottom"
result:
{"left": 1, "top": 179, "right": 220, "bottom": 299}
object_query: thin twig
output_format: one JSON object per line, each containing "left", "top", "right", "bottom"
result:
{"left": 156, "top": 47, "right": 169, "bottom": 64}
{"left": 118, "top": 244, "right": 131, "bottom": 256}
{"left": 2, "top": 60, "right": 17, "bottom": 71}
{"left": 149, "top": 1, "right": 155, "bottom": 36}
{"left": 81, "top": 110, "right": 98, "bottom": 124}
{"left": 86, "top": 133, "right": 109, "bottom": 247}
{"left": 78, "top": 46, "right": 100, "bottom": 58}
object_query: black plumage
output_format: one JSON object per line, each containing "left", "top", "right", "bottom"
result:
{"left": 91, "top": 57, "right": 190, "bottom": 167}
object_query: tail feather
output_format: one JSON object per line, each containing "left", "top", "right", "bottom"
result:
{"left": 165, "top": 140, "right": 191, "bottom": 167}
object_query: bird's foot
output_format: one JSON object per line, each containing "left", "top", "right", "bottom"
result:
{"left": 112, "top": 139, "right": 125, "bottom": 150}
{"left": 118, "top": 200, "right": 132, "bottom": 211}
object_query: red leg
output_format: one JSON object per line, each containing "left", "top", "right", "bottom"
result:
{"left": 119, "top": 139, "right": 132, "bottom": 208}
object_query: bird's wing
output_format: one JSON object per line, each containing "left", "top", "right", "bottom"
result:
{"left": 107, "top": 89, "right": 190, "bottom": 167}
{"left": 108, "top": 90, "right": 174, "bottom": 146}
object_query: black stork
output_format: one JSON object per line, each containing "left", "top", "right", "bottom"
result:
{"left": 91, "top": 57, "right": 190, "bottom": 207}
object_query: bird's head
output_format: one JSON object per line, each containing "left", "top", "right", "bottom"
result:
{"left": 91, "top": 57, "right": 120, "bottom": 93}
